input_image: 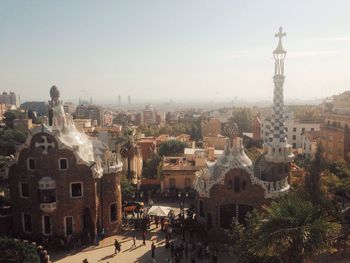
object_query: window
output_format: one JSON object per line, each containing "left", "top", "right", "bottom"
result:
{"left": 19, "top": 183, "right": 29, "bottom": 198}
{"left": 42, "top": 215, "right": 52, "bottom": 235}
{"left": 293, "top": 127, "right": 297, "bottom": 132}
{"left": 293, "top": 143, "right": 296, "bottom": 148}
{"left": 39, "top": 189, "right": 56, "bottom": 203}
{"left": 59, "top": 158, "right": 68, "bottom": 170}
{"left": 64, "top": 216, "right": 74, "bottom": 236}
{"left": 27, "top": 158, "right": 35, "bottom": 170}
{"left": 70, "top": 182, "right": 83, "bottom": 198}
{"left": 169, "top": 178, "right": 176, "bottom": 188}
{"left": 292, "top": 135, "right": 296, "bottom": 140}
{"left": 22, "top": 213, "right": 32, "bottom": 233}
{"left": 311, "top": 128, "right": 315, "bottom": 131}
{"left": 110, "top": 203, "right": 117, "bottom": 222}
{"left": 234, "top": 177, "right": 240, "bottom": 193}
{"left": 302, "top": 128, "right": 305, "bottom": 132}
{"left": 184, "top": 178, "right": 192, "bottom": 188}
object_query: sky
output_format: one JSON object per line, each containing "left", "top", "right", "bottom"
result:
{"left": 1, "top": 0, "right": 350, "bottom": 104}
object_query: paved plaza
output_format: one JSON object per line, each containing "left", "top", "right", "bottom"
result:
{"left": 51, "top": 202, "right": 235, "bottom": 263}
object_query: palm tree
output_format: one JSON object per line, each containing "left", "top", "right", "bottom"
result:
{"left": 120, "top": 140, "right": 136, "bottom": 181}
{"left": 251, "top": 194, "right": 341, "bottom": 263}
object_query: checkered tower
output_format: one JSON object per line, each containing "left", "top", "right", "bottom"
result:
{"left": 264, "top": 27, "right": 294, "bottom": 163}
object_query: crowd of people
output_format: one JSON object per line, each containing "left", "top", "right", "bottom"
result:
{"left": 80, "top": 200, "right": 222, "bottom": 262}
{"left": 166, "top": 239, "right": 218, "bottom": 263}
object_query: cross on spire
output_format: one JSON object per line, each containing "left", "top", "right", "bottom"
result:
{"left": 273, "top": 26, "right": 286, "bottom": 54}
{"left": 275, "top": 26, "right": 286, "bottom": 41}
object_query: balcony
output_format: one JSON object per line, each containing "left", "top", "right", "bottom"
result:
{"left": 40, "top": 202, "right": 57, "bottom": 213}
{"left": 38, "top": 177, "right": 57, "bottom": 213}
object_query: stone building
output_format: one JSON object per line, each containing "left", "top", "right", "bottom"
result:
{"left": 13, "top": 118, "right": 33, "bottom": 132}
{"left": 321, "top": 113, "right": 350, "bottom": 162}
{"left": 0, "top": 91, "right": 19, "bottom": 108}
{"left": 201, "top": 118, "right": 222, "bottom": 137}
{"left": 74, "top": 104, "right": 103, "bottom": 127}
{"left": 137, "top": 137, "right": 157, "bottom": 162}
{"left": 193, "top": 27, "right": 293, "bottom": 239}
{"left": 8, "top": 86, "right": 123, "bottom": 242}
{"left": 161, "top": 155, "right": 206, "bottom": 193}
{"left": 261, "top": 112, "right": 322, "bottom": 149}
{"left": 203, "top": 135, "right": 228, "bottom": 150}
{"left": 301, "top": 131, "right": 321, "bottom": 159}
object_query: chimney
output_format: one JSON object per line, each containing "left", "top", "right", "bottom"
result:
{"left": 207, "top": 147, "right": 215, "bottom": 162}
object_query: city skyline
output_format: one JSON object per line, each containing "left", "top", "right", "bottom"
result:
{"left": 1, "top": 0, "right": 350, "bottom": 103}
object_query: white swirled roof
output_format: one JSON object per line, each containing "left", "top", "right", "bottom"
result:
{"left": 193, "top": 137, "right": 289, "bottom": 199}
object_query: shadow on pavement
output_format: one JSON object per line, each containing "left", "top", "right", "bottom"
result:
{"left": 98, "top": 253, "right": 116, "bottom": 262}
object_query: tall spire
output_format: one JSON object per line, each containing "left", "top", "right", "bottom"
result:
{"left": 264, "top": 27, "right": 293, "bottom": 163}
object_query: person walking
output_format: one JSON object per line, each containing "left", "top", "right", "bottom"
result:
{"left": 155, "top": 216, "right": 159, "bottom": 228}
{"left": 142, "top": 230, "right": 147, "bottom": 245}
{"left": 151, "top": 242, "right": 156, "bottom": 259}
{"left": 160, "top": 217, "right": 165, "bottom": 231}
{"left": 114, "top": 239, "right": 121, "bottom": 254}
{"left": 131, "top": 233, "right": 136, "bottom": 248}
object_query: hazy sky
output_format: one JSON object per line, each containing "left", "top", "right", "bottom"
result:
{"left": 1, "top": 0, "right": 350, "bottom": 103}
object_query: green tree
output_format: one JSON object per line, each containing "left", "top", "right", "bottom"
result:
{"left": 0, "top": 237, "right": 40, "bottom": 263}
{"left": 158, "top": 140, "right": 186, "bottom": 157}
{"left": 120, "top": 173, "right": 136, "bottom": 201}
{"left": 142, "top": 153, "right": 162, "bottom": 179}
{"left": 229, "top": 108, "right": 254, "bottom": 134}
{"left": 329, "top": 161, "right": 350, "bottom": 179}
{"left": 228, "top": 211, "right": 269, "bottom": 263}
{"left": 0, "top": 129, "right": 26, "bottom": 155}
{"left": 229, "top": 194, "right": 341, "bottom": 263}
{"left": 250, "top": 194, "right": 340, "bottom": 263}
{"left": 3, "top": 110, "right": 27, "bottom": 129}
{"left": 120, "top": 140, "right": 137, "bottom": 181}
{"left": 304, "top": 143, "right": 327, "bottom": 204}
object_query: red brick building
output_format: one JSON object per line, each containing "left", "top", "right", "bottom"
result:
{"left": 137, "top": 137, "right": 157, "bottom": 162}
{"left": 8, "top": 86, "right": 123, "bottom": 242}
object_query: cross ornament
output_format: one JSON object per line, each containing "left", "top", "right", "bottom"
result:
{"left": 35, "top": 135, "right": 55, "bottom": 154}
{"left": 275, "top": 26, "right": 286, "bottom": 41}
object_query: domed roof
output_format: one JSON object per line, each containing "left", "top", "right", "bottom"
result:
{"left": 50, "top": 85, "right": 60, "bottom": 101}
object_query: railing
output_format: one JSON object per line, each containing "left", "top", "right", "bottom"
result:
{"left": 40, "top": 202, "right": 57, "bottom": 213}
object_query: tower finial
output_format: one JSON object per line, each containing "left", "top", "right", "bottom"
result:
{"left": 49, "top": 85, "right": 60, "bottom": 106}
{"left": 274, "top": 26, "right": 286, "bottom": 54}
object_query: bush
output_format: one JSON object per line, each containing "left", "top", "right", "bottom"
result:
{"left": 0, "top": 237, "right": 40, "bottom": 263}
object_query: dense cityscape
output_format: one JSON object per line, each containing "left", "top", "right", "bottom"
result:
{"left": 1, "top": 1, "right": 350, "bottom": 263}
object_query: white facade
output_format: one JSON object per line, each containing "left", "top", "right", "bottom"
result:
{"left": 261, "top": 112, "right": 322, "bottom": 149}
{"left": 301, "top": 131, "right": 320, "bottom": 159}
